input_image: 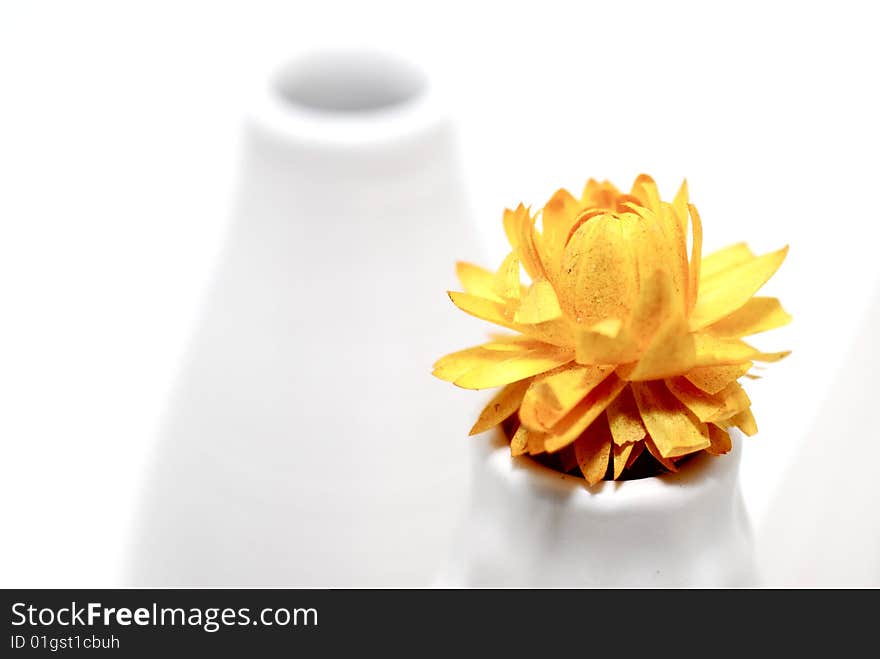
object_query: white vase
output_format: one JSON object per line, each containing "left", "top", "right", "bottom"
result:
{"left": 437, "top": 430, "right": 757, "bottom": 587}
{"left": 129, "top": 50, "right": 483, "bottom": 586}
{"left": 757, "top": 283, "right": 880, "bottom": 586}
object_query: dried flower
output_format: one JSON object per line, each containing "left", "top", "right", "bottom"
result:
{"left": 433, "top": 175, "right": 790, "bottom": 484}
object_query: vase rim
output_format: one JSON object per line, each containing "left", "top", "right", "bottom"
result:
{"left": 479, "top": 428, "right": 743, "bottom": 511}
{"left": 249, "top": 49, "right": 444, "bottom": 148}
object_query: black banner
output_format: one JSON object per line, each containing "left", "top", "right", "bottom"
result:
{"left": 1, "top": 588, "right": 871, "bottom": 655}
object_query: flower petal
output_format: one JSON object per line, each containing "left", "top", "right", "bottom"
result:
{"left": 631, "top": 380, "right": 711, "bottom": 458}
{"left": 561, "top": 213, "right": 638, "bottom": 326}
{"left": 448, "top": 291, "right": 516, "bottom": 330}
{"left": 606, "top": 385, "right": 647, "bottom": 445}
{"left": 510, "top": 425, "right": 530, "bottom": 456}
{"left": 456, "top": 261, "right": 502, "bottom": 301}
{"left": 448, "top": 291, "right": 572, "bottom": 347}
{"left": 686, "top": 202, "right": 703, "bottom": 315}
{"left": 626, "top": 313, "right": 695, "bottom": 381}
{"left": 580, "top": 178, "right": 621, "bottom": 209}
{"left": 672, "top": 179, "right": 689, "bottom": 232}
{"left": 625, "top": 441, "right": 645, "bottom": 470}
{"left": 700, "top": 242, "right": 755, "bottom": 280}
{"left": 574, "top": 416, "right": 612, "bottom": 486}
{"left": 665, "top": 377, "right": 751, "bottom": 423}
{"left": 644, "top": 436, "right": 679, "bottom": 472}
{"left": 541, "top": 188, "right": 581, "bottom": 273}
{"left": 433, "top": 342, "right": 573, "bottom": 390}
{"left": 619, "top": 267, "right": 697, "bottom": 380}
{"left": 513, "top": 280, "right": 562, "bottom": 324}
{"left": 503, "top": 204, "right": 545, "bottom": 281}
{"left": 694, "top": 336, "right": 790, "bottom": 367}
{"left": 627, "top": 266, "right": 678, "bottom": 350}
{"left": 527, "top": 427, "right": 548, "bottom": 454}
{"left": 516, "top": 318, "right": 576, "bottom": 348}
{"left": 433, "top": 342, "right": 518, "bottom": 381}
{"left": 574, "top": 318, "right": 640, "bottom": 365}
{"left": 612, "top": 442, "right": 634, "bottom": 479}
{"left": 622, "top": 203, "right": 688, "bottom": 311}
{"left": 707, "top": 424, "right": 732, "bottom": 455}
{"left": 729, "top": 408, "right": 758, "bottom": 436}
{"left": 690, "top": 245, "right": 789, "bottom": 330}
{"left": 705, "top": 297, "right": 792, "bottom": 338}
{"left": 563, "top": 208, "right": 610, "bottom": 247}
{"left": 750, "top": 349, "right": 790, "bottom": 363}
{"left": 630, "top": 174, "right": 661, "bottom": 214}
{"left": 469, "top": 379, "right": 531, "bottom": 435}
{"left": 519, "top": 364, "right": 614, "bottom": 431}
{"left": 493, "top": 252, "right": 521, "bottom": 301}
{"left": 542, "top": 373, "right": 627, "bottom": 453}
{"left": 684, "top": 362, "right": 753, "bottom": 394}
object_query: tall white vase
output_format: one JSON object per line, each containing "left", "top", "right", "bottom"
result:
{"left": 130, "top": 51, "right": 483, "bottom": 586}
{"left": 438, "top": 430, "right": 757, "bottom": 587}
{"left": 758, "top": 284, "right": 880, "bottom": 586}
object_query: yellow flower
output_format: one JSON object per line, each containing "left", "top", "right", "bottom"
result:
{"left": 433, "top": 175, "right": 790, "bottom": 484}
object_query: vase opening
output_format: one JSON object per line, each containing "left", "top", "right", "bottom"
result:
{"left": 530, "top": 447, "right": 697, "bottom": 482}
{"left": 499, "top": 416, "right": 697, "bottom": 483}
{"left": 274, "top": 50, "right": 427, "bottom": 114}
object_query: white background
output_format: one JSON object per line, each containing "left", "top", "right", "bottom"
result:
{"left": 1, "top": 1, "right": 878, "bottom": 586}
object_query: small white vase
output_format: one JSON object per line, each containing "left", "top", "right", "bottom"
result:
{"left": 130, "top": 50, "right": 483, "bottom": 586}
{"left": 437, "top": 430, "right": 757, "bottom": 587}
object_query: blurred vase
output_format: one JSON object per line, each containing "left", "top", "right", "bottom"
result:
{"left": 130, "top": 51, "right": 483, "bottom": 586}
{"left": 437, "top": 430, "right": 757, "bottom": 587}
{"left": 758, "top": 283, "right": 880, "bottom": 586}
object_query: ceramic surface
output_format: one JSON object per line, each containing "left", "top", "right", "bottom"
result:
{"left": 438, "top": 430, "right": 757, "bottom": 587}
{"left": 758, "top": 285, "right": 880, "bottom": 586}
{"left": 130, "top": 51, "right": 482, "bottom": 586}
